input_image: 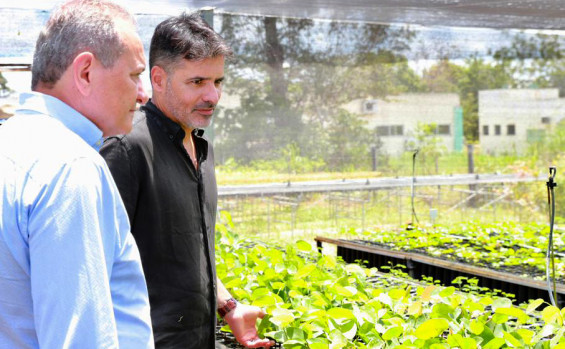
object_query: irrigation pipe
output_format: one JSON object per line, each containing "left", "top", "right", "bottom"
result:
{"left": 411, "top": 149, "right": 419, "bottom": 225}
{"left": 546, "top": 166, "right": 558, "bottom": 306}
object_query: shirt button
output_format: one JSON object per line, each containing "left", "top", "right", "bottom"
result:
{"left": 169, "top": 135, "right": 173, "bottom": 140}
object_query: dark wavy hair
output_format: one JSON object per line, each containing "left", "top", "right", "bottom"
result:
{"left": 149, "top": 12, "right": 233, "bottom": 73}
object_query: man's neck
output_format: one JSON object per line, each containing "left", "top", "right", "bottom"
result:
{"left": 182, "top": 131, "right": 198, "bottom": 170}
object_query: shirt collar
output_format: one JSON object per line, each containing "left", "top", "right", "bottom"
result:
{"left": 16, "top": 92, "right": 104, "bottom": 151}
{"left": 142, "top": 99, "right": 208, "bottom": 161}
{"left": 142, "top": 99, "right": 206, "bottom": 139}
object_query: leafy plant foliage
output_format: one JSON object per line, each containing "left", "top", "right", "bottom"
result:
{"left": 216, "top": 218, "right": 565, "bottom": 348}
{"left": 356, "top": 222, "right": 565, "bottom": 282}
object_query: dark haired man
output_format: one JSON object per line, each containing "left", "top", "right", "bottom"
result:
{"left": 0, "top": 0, "right": 152, "bottom": 347}
{"left": 101, "top": 12, "right": 274, "bottom": 348}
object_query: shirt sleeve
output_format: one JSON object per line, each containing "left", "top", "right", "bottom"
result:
{"left": 100, "top": 136, "right": 139, "bottom": 224}
{"left": 27, "top": 158, "right": 119, "bottom": 348}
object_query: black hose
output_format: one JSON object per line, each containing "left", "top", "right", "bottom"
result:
{"left": 411, "top": 149, "right": 419, "bottom": 225}
{"left": 546, "top": 166, "right": 557, "bottom": 306}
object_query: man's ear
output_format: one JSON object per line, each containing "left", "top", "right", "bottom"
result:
{"left": 151, "top": 65, "right": 167, "bottom": 93}
{"left": 72, "top": 52, "right": 95, "bottom": 96}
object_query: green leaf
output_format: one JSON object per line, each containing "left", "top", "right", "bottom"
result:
{"left": 326, "top": 307, "right": 355, "bottom": 321}
{"left": 532, "top": 323, "right": 558, "bottom": 342}
{"left": 468, "top": 320, "right": 484, "bottom": 335}
{"left": 526, "top": 298, "right": 545, "bottom": 314}
{"left": 252, "top": 287, "right": 270, "bottom": 298}
{"left": 289, "top": 290, "right": 302, "bottom": 299}
{"left": 295, "top": 240, "right": 312, "bottom": 252}
{"left": 503, "top": 331, "right": 523, "bottom": 347}
{"left": 516, "top": 328, "right": 534, "bottom": 345}
{"left": 282, "top": 340, "right": 306, "bottom": 349}
{"left": 224, "top": 277, "right": 243, "bottom": 288}
{"left": 491, "top": 313, "right": 509, "bottom": 324}
{"left": 328, "top": 329, "right": 348, "bottom": 349}
{"left": 439, "top": 286, "right": 455, "bottom": 297}
{"left": 335, "top": 285, "right": 356, "bottom": 298}
{"left": 295, "top": 264, "right": 316, "bottom": 279}
{"left": 550, "top": 327, "right": 565, "bottom": 347}
{"left": 382, "top": 326, "right": 403, "bottom": 340}
{"left": 495, "top": 307, "right": 528, "bottom": 324}
{"left": 291, "top": 279, "right": 308, "bottom": 289}
{"left": 271, "top": 281, "right": 285, "bottom": 290}
{"left": 483, "top": 337, "right": 505, "bottom": 349}
{"left": 285, "top": 327, "right": 306, "bottom": 341}
{"left": 447, "top": 333, "right": 477, "bottom": 349}
{"left": 407, "top": 301, "right": 422, "bottom": 316}
{"left": 319, "top": 255, "right": 336, "bottom": 269}
{"left": 430, "top": 344, "right": 449, "bottom": 349}
{"left": 345, "top": 263, "right": 365, "bottom": 276}
{"left": 414, "top": 318, "right": 449, "bottom": 340}
{"left": 253, "top": 294, "right": 281, "bottom": 307}
{"left": 301, "top": 309, "right": 327, "bottom": 322}
{"left": 388, "top": 288, "right": 406, "bottom": 300}
{"left": 265, "top": 330, "right": 286, "bottom": 343}
{"left": 431, "top": 303, "right": 454, "bottom": 319}
{"left": 491, "top": 297, "right": 513, "bottom": 311}
{"left": 421, "top": 285, "right": 437, "bottom": 302}
{"left": 307, "top": 337, "right": 330, "bottom": 349}
{"left": 542, "top": 305, "right": 562, "bottom": 324}
{"left": 270, "top": 314, "right": 295, "bottom": 328}
{"left": 337, "top": 319, "right": 357, "bottom": 340}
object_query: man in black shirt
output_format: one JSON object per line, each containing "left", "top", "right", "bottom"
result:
{"left": 100, "top": 12, "right": 274, "bottom": 349}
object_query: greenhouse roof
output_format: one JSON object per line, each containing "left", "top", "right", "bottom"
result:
{"left": 2, "top": 0, "right": 565, "bottom": 31}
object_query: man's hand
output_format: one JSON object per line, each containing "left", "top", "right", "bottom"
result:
{"left": 223, "top": 303, "right": 274, "bottom": 348}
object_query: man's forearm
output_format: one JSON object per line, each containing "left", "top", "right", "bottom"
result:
{"left": 217, "top": 277, "right": 234, "bottom": 305}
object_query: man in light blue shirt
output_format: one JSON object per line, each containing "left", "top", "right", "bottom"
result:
{"left": 0, "top": 0, "right": 153, "bottom": 348}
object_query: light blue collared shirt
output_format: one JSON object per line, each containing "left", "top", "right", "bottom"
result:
{"left": 0, "top": 92, "right": 153, "bottom": 348}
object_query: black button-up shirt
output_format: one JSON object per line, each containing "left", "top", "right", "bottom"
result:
{"left": 100, "top": 100, "right": 218, "bottom": 348}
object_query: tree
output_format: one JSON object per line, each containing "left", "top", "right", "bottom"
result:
{"left": 493, "top": 32, "right": 565, "bottom": 92}
{"left": 457, "top": 56, "right": 511, "bottom": 142}
{"left": 0, "top": 72, "right": 9, "bottom": 97}
{"left": 215, "top": 13, "right": 419, "bottom": 170}
{"left": 422, "top": 59, "right": 463, "bottom": 93}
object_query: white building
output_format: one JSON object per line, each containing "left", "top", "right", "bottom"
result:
{"left": 479, "top": 89, "right": 565, "bottom": 155}
{"left": 343, "top": 93, "right": 462, "bottom": 156}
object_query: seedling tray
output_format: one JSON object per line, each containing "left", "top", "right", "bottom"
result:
{"left": 315, "top": 236, "right": 565, "bottom": 305}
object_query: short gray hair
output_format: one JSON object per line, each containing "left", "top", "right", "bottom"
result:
{"left": 31, "top": 0, "right": 136, "bottom": 90}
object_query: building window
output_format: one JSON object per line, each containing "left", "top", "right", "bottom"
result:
{"left": 437, "top": 124, "right": 450, "bottom": 135}
{"left": 507, "top": 124, "right": 516, "bottom": 135}
{"left": 483, "top": 125, "right": 489, "bottom": 136}
{"left": 363, "top": 100, "right": 377, "bottom": 113}
{"left": 376, "top": 126, "right": 389, "bottom": 136}
{"left": 376, "top": 125, "right": 403, "bottom": 137}
{"left": 541, "top": 117, "right": 551, "bottom": 124}
{"left": 495, "top": 125, "right": 501, "bottom": 135}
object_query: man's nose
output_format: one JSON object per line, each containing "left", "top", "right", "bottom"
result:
{"left": 137, "top": 81, "right": 149, "bottom": 105}
{"left": 202, "top": 82, "right": 220, "bottom": 105}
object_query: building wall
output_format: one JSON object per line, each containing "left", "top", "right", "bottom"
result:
{"left": 479, "top": 89, "right": 565, "bottom": 155}
{"left": 343, "top": 93, "right": 461, "bottom": 156}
